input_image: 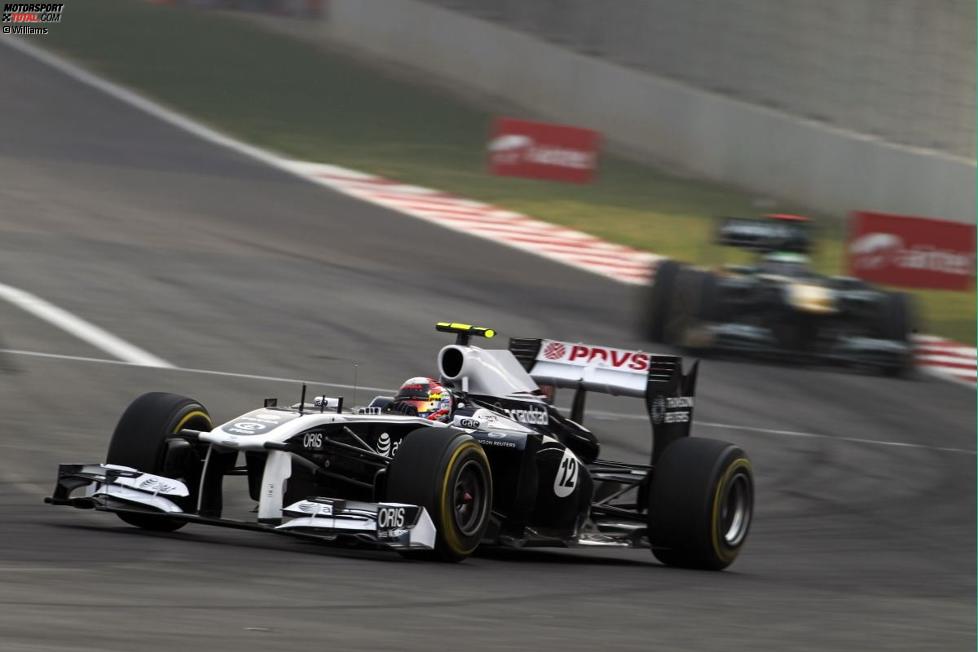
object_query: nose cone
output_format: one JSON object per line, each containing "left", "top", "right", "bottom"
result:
{"left": 787, "top": 283, "right": 837, "bottom": 314}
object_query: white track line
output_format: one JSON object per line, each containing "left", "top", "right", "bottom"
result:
{"left": 0, "top": 567, "right": 91, "bottom": 573}
{"left": 696, "top": 421, "right": 976, "bottom": 455}
{"left": 1, "top": 348, "right": 971, "bottom": 455}
{"left": 584, "top": 408, "right": 976, "bottom": 455}
{"left": 0, "top": 38, "right": 295, "bottom": 176}
{"left": 0, "top": 284, "right": 172, "bottom": 368}
{"left": 0, "top": 349, "right": 386, "bottom": 392}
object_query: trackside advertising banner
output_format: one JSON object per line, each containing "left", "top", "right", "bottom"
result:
{"left": 488, "top": 117, "right": 599, "bottom": 183}
{"left": 847, "top": 211, "right": 975, "bottom": 290}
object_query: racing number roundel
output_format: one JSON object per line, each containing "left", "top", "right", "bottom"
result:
{"left": 553, "top": 448, "right": 579, "bottom": 498}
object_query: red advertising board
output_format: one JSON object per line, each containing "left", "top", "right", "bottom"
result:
{"left": 488, "top": 117, "right": 599, "bottom": 183}
{"left": 847, "top": 211, "right": 975, "bottom": 290}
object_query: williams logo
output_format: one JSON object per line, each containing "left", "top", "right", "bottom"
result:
{"left": 2, "top": 2, "right": 64, "bottom": 35}
{"left": 138, "top": 476, "right": 177, "bottom": 494}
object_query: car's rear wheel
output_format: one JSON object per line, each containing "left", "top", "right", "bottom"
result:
{"left": 385, "top": 427, "right": 492, "bottom": 562}
{"left": 649, "top": 437, "right": 753, "bottom": 570}
{"left": 106, "top": 392, "right": 212, "bottom": 531}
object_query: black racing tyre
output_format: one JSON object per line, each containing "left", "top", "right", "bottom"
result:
{"left": 649, "top": 437, "right": 753, "bottom": 570}
{"left": 875, "top": 292, "right": 914, "bottom": 377}
{"left": 876, "top": 291, "right": 912, "bottom": 342}
{"left": 106, "top": 392, "right": 212, "bottom": 532}
{"left": 385, "top": 427, "right": 492, "bottom": 562}
{"left": 696, "top": 272, "right": 722, "bottom": 323}
{"left": 664, "top": 267, "right": 710, "bottom": 347}
{"left": 642, "top": 260, "right": 684, "bottom": 343}
{"left": 679, "top": 271, "right": 722, "bottom": 352}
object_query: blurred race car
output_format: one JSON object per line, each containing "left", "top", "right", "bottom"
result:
{"left": 46, "top": 323, "right": 753, "bottom": 570}
{"left": 641, "top": 215, "right": 915, "bottom": 376}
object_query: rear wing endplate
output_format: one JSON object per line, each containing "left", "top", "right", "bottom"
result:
{"left": 509, "top": 338, "right": 698, "bottom": 464}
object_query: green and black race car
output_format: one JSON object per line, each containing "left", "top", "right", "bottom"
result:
{"left": 641, "top": 214, "right": 915, "bottom": 376}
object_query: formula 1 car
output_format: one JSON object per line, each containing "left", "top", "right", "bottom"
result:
{"left": 46, "top": 323, "right": 753, "bottom": 570}
{"left": 641, "top": 215, "right": 915, "bottom": 376}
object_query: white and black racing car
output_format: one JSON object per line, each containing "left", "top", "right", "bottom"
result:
{"left": 47, "top": 323, "right": 754, "bottom": 570}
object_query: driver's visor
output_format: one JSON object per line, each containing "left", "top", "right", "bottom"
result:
{"left": 397, "top": 398, "right": 441, "bottom": 416}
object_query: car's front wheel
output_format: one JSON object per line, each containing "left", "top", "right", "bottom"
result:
{"left": 385, "top": 427, "right": 492, "bottom": 562}
{"left": 641, "top": 260, "right": 684, "bottom": 343}
{"left": 106, "top": 392, "right": 212, "bottom": 531}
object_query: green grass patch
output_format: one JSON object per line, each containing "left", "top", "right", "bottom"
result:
{"left": 40, "top": 0, "right": 975, "bottom": 343}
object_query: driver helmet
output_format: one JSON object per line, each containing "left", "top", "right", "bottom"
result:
{"left": 393, "top": 377, "right": 451, "bottom": 421}
{"left": 759, "top": 251, "right": 810, "bottom": 276}
{"left": 762, "top": 251, "right": 809, "bottom": 265}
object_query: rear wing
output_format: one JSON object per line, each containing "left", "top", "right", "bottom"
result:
{"left": 717, "top": 215, "right": 811, "bottom": 253}
{"left": 509, "top": 338, "right": 698, "bottom": 464}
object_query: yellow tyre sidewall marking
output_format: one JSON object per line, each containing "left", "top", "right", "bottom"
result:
{"left": 171, "top": 409, "right": 211, "bottom": 434}
{"left": 438, "top": 440, "right": 489, "bottom": 556}
{"left": 710, "top": 457, "right": 752, "bottom": 562}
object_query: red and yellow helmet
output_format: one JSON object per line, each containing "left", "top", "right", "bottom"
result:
{"left": 394, "top": 377, "right": 451, "bottom": 420}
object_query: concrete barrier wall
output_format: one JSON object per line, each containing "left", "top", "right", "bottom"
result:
{"left": 324, "top": 0, "right": 975, "bottom": 223}
{"left": 424, "top": 0, "right": 976, "bottom": 161}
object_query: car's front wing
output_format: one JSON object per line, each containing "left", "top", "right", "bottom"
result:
{"left": 700, "top": 323, "right": 910, "bottom": 367}
{"left": 45, "top": 463, "right": 436, "bottom": 551}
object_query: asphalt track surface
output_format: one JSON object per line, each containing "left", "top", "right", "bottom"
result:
{"left": 0, "top": 43, "right": 974, "bottom": 652}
